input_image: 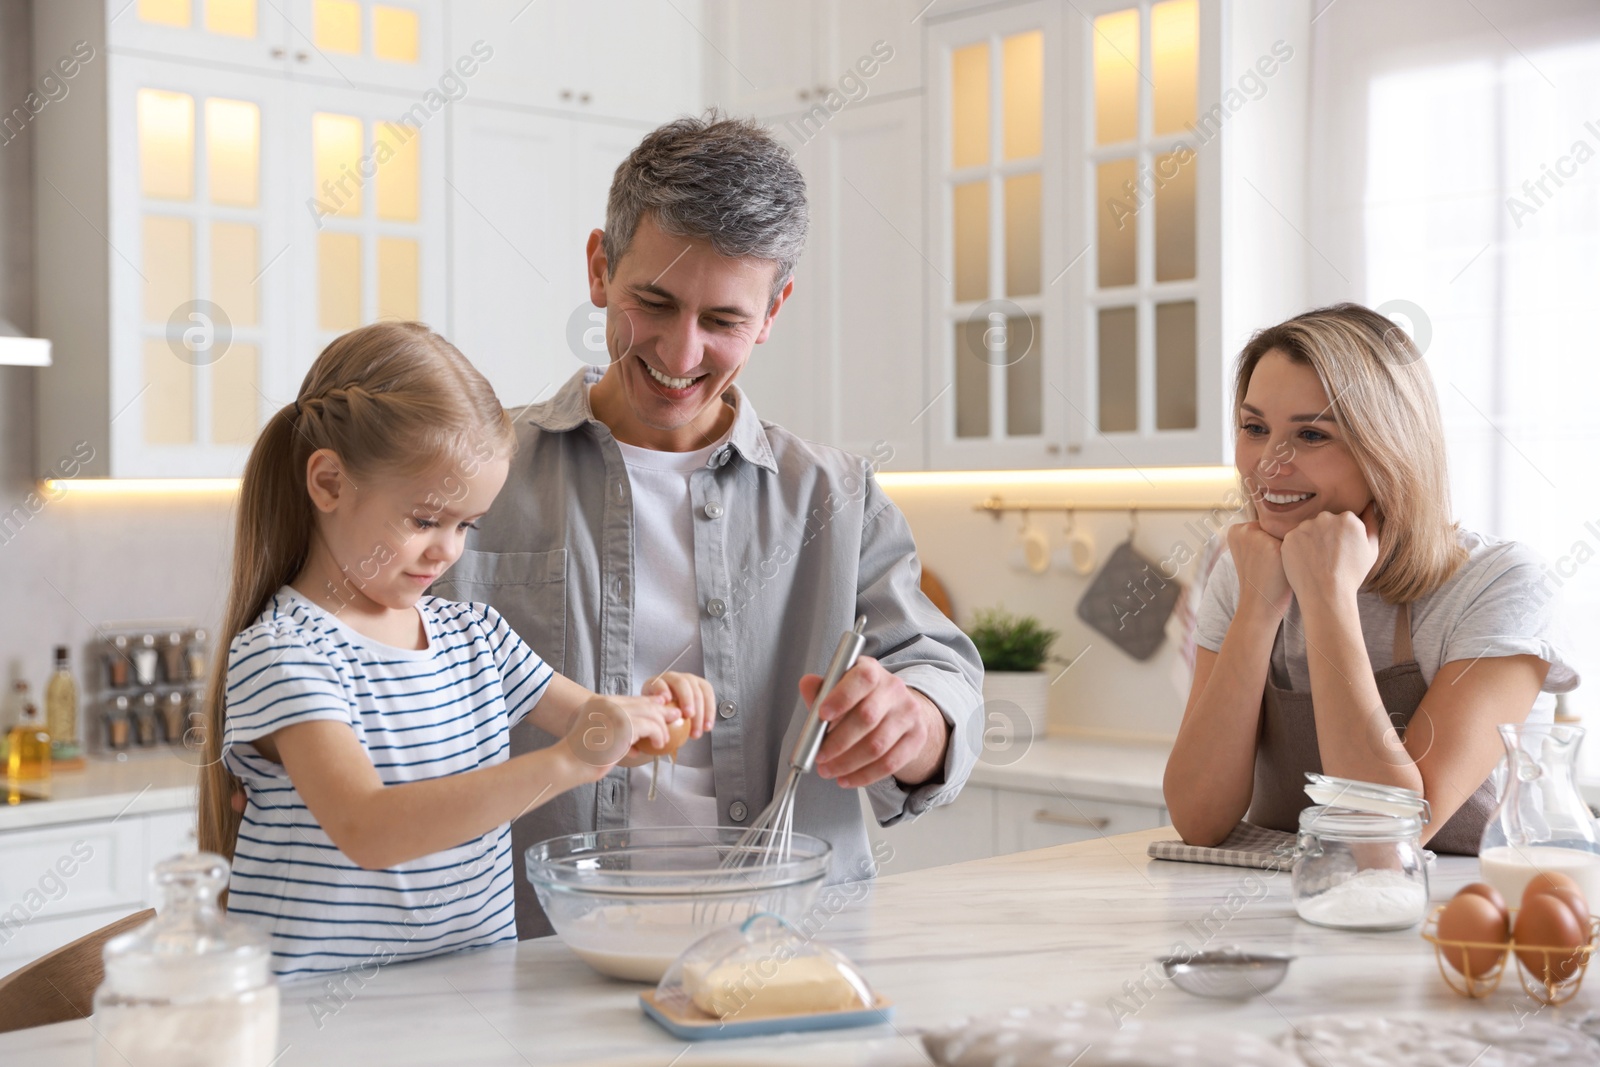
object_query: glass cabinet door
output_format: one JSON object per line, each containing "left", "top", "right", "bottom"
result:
{"left": 1088, "top": 0, "right": 1201, "bottom": 441}
{"left": 110, "top": 57, "right": 289, "bottom": 476}
{"left": 112, "top": 0, "right": 292, "bottom": 72}
{"left": 929, "top": 1, "right": 1064, "bottom": 469}
{"left": 283, "top": 0, "right": 443, "bottom": 92}
{"left": 288, "top": 82, "right": 445, "bottom": 384}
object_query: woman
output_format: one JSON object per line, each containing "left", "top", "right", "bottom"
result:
{"left": 1164, "top": 303, "right": 1578, "bottom": 852}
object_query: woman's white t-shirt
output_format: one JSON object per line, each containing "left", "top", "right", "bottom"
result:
{"left": 1195, "top": 527, "right": 1579, "bottom": 720}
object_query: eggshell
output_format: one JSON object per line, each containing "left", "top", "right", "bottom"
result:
{"left": 1521, "top": 874, "right": 1592, "bottom": 935}
{"left": 1457, "top": 882, "right": 1508, "bottom": 917}
{"left": 637, "top": 714, "right": 692, "bottom": 758}
{"left": 1522, "top": 871, "right": 1584, "bottom": 909}
{"left": 1437, "top": 893, "right": 1510, "bottom": 978}
{"left": 1514, "top": 893, "right": 1588, "bottom": 983}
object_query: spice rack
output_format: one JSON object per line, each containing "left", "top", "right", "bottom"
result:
{"left": 1420, "top": 905, "right": 1600, "bottom": 1006}
{"left": 93, "top": 623, "right": 209, "bottom": 754}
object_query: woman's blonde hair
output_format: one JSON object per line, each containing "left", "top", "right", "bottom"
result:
{"left": 196, "top": 322, "right": 514, "bottom": 862}
{"left": 1233, "top": 302, "right": 1467, "bottom": 603}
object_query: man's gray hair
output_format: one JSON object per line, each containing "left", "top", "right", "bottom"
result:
{"left": 603, "top": 111, "right": 809, "bottom": 307}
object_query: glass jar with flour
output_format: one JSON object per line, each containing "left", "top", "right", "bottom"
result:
{"left": 1291, "top": 775, "right": 1432, "bottom": 931}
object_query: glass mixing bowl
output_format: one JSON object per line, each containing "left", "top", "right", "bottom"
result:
{"left": 525, "top": 827, "right": 832, "bottom": 983}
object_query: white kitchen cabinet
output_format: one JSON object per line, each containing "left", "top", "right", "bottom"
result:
{"left": 446, "top": 104, "right": 644, "bottom": 408}
{"left": 282, "top": 0, "right": 445, "bottom": 93}
{"left": 868, "top": 784, "right": 998, "bottom": 876}
{"left": 994, "top": 787, "right": 1166, "bottom": 853}
{"left": 866, "top": 782, "right": 1166, "bottom": 875}
{"left": 443, "top": 0, "right": 702, "bottom": 124}
{"left": 0, "top": 806, "right": 198, "bottom": 974}
{"left": 35, "top": 2, "right": 448, "bottom": 477}
{"left": 107, "top": 0, "right": 294, "bottom": 73}
{"left": 920, "top": 0, "right": 1308, "bottom": 470}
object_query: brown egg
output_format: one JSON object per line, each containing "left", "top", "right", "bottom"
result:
{"left": 1514, "top": 893, "right": 1588, "bottom": 983}
{"left": 637, "top": 714, "right": 692, "bottom": 759}
{"left": 1437, "top": 893, "right": 1510, "bottom": 978}
{"left": 1522, "top": 871, "right": 1584, "bottom": 908}
{"left": 1457, "top": 883, "right": 1508, "bottom": 916}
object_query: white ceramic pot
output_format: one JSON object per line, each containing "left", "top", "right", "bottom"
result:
{"left": 981, "top": 669, "right": 1051, "bottom": 740}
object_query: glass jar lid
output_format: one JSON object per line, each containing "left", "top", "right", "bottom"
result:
{"left": 1298, "top": 804, "right": 1423, "bottom": 841}
{"left": 102, "top": 853, "right": 273, "bottom": 1000}
{"left": 1303, "top": 773, "right": 1431, "bottom": 823}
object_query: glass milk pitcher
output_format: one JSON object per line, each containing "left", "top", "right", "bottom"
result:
{"left": 1478, "top": 722, "right": 1600, "bottom": 910}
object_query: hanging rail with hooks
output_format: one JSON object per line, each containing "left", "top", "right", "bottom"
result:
{"left": 973, "top": 495, "right": 1238, "bottom": 518}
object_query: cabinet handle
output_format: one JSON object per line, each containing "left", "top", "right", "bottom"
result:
{"left": 1032, "top": 809, "right": 1109, "bottom": 830}
{"left": 294, "top": 51, "right": 309, "bottom": 63}
{"left": 797, "top": 88, "right": 810, "bottom": 101}
{"left": 560, "top": 89, "right": 573, "bottom": 101}
{"left": 270, "top": 47, "right": 286, "bottom": 59}
{"left": 578, "top": 92, "right": 591, "bottom": 104}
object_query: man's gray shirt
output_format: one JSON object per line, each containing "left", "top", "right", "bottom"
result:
{"left": 434, "top": 367, "right": 985, "bottom": 939}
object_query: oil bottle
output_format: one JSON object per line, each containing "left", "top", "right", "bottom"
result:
{"left": 45, "top": 646, "right": 81, "bottom": 760}
{"left": 6, "top": 681, "right": 51, "bottom": 800}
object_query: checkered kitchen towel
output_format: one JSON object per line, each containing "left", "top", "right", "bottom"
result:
{"left": 1147, "top": 822, "right": 1298, "bottom": 871}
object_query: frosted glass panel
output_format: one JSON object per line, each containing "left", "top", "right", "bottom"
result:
{"left": 314, "top": 0, "right": 362, "bottom": 54}
{"left": 143, "top": 216, "right": 193, "bottom": 324}
{"left": 376, "top": 125, "right": 420, "bottom": 221}
{"left": 313, "top": 113, "right": 364, "bottom": 218}
{"left": 206, "top": 98, "right": 259, "bottom": 207}
{"left": 954, "top": 318, "right": 990, "bottom": 439}
{"left": 1156, "top": 301, "right": 1197, "bottom": 430}
{"left": 140, "top": 0, "right": 190, "bottom": 28}
{"left": 1152, "top": 0, "right": 1198, "bottom": 136}
{"left": 1154, "top": 151, "right": 1196, "bottom": 281}
{"left": 1098, "top": 306, "right": 1137, "bottom": 433}
{"left": 953, "top": 181, "right": 988, "bottom": 303}
{"left": 144, "top": 339, "right": 194, "bottom": 445}
{"left": 1093, "top": 9, "right": 1139, "bottom": 145}
{"left": 377, "top": 237, "right": 419, "bottom": 321}
{"left": 1005, "top": 315, "right": 1041, "bottom": 435}
{"left": 212, "top": 342, "right": 259, "bottom": 444}
{"left": 1096, "top": 158, "right": 1137, "bottom": 288}
{"left": 951, "top": 42, "right": 989, "bottom": 169}
{"left": 1001, "top": 31, "right": 1043, "bottom": 161}
{"left": 205, "top": 0, "right": 256, "bottom": 37}
{"left": 318, "top": 232, "right": 363, "bottom": 330}
{"left": 212, "top": 222, "right": 259, "bottom": 327}
{"left": 1004, "top": 173, "right": 1041, "bottom": 297}
{"left": 138, "top": 89, "right": 195, "bottom": 201}
{"left": 374, "top": 5, "right": 420, "bottom": 63}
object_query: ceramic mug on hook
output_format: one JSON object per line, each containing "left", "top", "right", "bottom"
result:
{"left": 1055, "top": 512, "right": 1097, "bottom": 576}
{"left": 1014, "top": 514, "right": 1051, "bottom": 575}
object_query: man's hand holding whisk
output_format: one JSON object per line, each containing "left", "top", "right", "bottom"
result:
{"left": 799, "top": 657, "right": 950, "bottom": 789}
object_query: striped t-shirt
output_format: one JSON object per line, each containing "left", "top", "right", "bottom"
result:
{"left": 222, "top": 588, "right": 553, "bottom": 979}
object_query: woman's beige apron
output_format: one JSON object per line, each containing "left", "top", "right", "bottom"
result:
{"left": 1245, "top": 602, "right": 1495, "bottom": 854}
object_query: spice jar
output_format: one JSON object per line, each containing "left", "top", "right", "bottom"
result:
{"left": 1291, "top": 775, "right": 1431, "bottom": 931}
{"left": 162, "top": 631, "right": 187, "bottom": 683}
{"left": 108, "top": 635, "right": 131, "bottom": 688}
{"left": 105, "top": 695, "right": 131, "bottom": 749}
{"left": 161, "top": 691, "right": 187, "bottom": 744}
{"left": 132, "top": 634, "right": 160, "bottom": 687}
{"left": 186, "top": 629, "right": 209, "bottom": 683}
{"left": 135, "top": 692, "right": 159, "bottom": 746}
{"left": 93, "top": 853, "right": 279, "bottom": 1067}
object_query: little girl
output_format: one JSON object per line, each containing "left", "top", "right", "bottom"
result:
{"left": 196, "top": 321, "right": 715, "bottom": 979}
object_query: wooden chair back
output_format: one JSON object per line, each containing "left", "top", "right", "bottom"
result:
{"left": 0, "top": 908, "right": 155, "bottom": 1033}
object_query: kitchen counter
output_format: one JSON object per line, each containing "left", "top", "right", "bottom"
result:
{"left": 0, "top": 750, "right": 197, "bottom": 832}
{"left": 969, "top": 734, "right": 1170, "bottom": 807}
{"left": 6, "top": 826, "right": 1585, "bottom": 1066}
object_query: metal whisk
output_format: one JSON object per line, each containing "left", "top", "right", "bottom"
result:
{"left": 721, "top": 615, "right": 868, "bottom": 872}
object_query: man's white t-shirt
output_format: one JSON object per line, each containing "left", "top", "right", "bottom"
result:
{"left": 614, "top": 428, "right": 730, "bottom": 830}
{"left": 1195, "top": 527, "right": 1579, "bottom": 720}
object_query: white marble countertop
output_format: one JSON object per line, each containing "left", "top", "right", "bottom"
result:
{"left": 8, "top": 826, "right": 1591, "bottom": 1066}
{"left": 970, "top": 735, "right": 1170, "bottom": 807}
{"left": 0, "top": 750, "right": 197, "bottom": 832}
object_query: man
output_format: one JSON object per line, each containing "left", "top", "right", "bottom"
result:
{"left": 437, "top": 113, "right": 984, "bottom": 938}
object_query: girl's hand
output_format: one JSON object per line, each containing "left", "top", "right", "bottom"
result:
{"left": 1281, "top": 503, "right": 1380, "bottom": 608}
{"left": 560, "top": 695, "right": 677, "bottom": 780}
{"left": 1228, "top": 521, "right": 1293, "bottom": 622}
{"left": 643, "top": 672, "right": 716, "bottom": 739}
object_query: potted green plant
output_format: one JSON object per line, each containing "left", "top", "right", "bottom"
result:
{"left": 966, "top": 606, "right": 1060, "bottom": 737}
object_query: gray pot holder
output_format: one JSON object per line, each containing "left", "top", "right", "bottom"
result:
{"left": 1075, "top": 539, "right": 1181, "bottom": 661}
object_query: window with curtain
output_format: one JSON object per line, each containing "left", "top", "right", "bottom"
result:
{"left": 1315, "top": 1, "right": 1600, "bottom": 753}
